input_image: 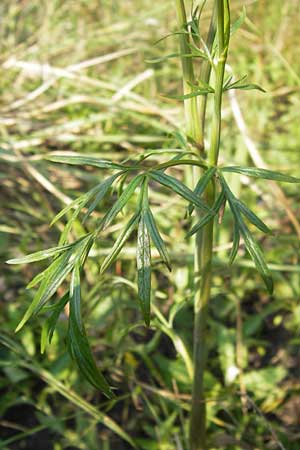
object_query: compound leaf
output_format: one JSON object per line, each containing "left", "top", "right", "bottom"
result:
{"left": 68, "top": 264, "right": 114, "bottom": 397}
{"left": 221, "top": 166, "right": 300, "bottom": 183}
{"left": 47, "top": 154, "right": 123, "bottom": 170}
{"left": 137, "top": 212, "right": 151, "bottom": 326}
{"left": 150, "top": 170, "right": 211, "bottom": 213}
{"left": 100, "top": 212, "right": 140, "bottom": 274}
{"left": 144, "top": 208, "right": 171, "bottom": 271}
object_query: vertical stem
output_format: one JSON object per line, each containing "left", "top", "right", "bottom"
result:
{"left": 175, "top": 0, "right": 202, "bottom": 144}
{"left": 197, "top": 5, "right": 217, "bottom": 152}
{"left": 189, "top": 2, "right": 230, "bottom": 450}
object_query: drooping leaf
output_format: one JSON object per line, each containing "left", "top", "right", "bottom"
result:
{"left": 68, "top": 264, "right": 114, "bottom": 397}
{"left": 16, "top": 252, "right": 73, "bottom": 332}
{"left": 50, "top": 184, "right": 101, "bottom": 226}
{"left": 149, "top": 170, "right": 211, "bottom": 213}
{"left": 16, "top": 235, "right": 93, "bottom": 332}
{"left": 229, "top": 222, "right": 240, "bottom": 264}
{"left": 7, "top": 242, "right": 77, "bottom": 265}
{"left": 235, "top": 198, "right": 271, "bottom": 234}
{"left": 40, "top": 292, "right": 69, "bottom": 353}
{"left": 99, "top": 175, "right": 144, "bottom": 232}
{"left": 188, "top": 167, "right": 217, "bottom": 215}
{"left": 100, "top": 212, "right": 140, "bottom": 274}
{"left": 238, "top": 218, "right": 273, "bottom": 294}
{"left": 144, "top": 208, "right": 171, "bottom": 271}
{"left": 46, "top": 154, "right": 124, "bottom": 170}
{"left": 187, "top": 189, "right": 225, "bottom": 237}
{"left": 220, "top": 175, "right": 273, "bottom": 293}
{"left": 58, "top": 202, "right": 85, "bottom": 245}
{"left": 221, "top": 166, "right": 300, "bottom": 183}
{"left": 82, "top": 173, "right": 121, "bottom": 222}
{"left": 137, "top": 212, "right": 151, "bottom": 326}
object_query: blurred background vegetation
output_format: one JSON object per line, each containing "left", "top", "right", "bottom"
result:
{"left": 1, "top": 0, "right": 300, "bottom": 449}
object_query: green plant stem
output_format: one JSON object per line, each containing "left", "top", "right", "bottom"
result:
{"left": 189, "top": 1, "right": 229, "bottom": 449}
{"left": 197, "top": 5, "right": 217, "bottom": 153}
{"left": 175, "top": 0, "right": 202, "bottom": 144}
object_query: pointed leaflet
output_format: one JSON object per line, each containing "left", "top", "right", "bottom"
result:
{"left": 187, "top": 189, "right": 225, "bottom": 237}
{"left": 166, "top": 88, "right": 214, "bottom": 100}
{"left": 137, "top": 211, "right": 151, "bottom": 326}
{"left": 100, "top": 212, "right": 140, "bottom": 274}
{"left": 229, "top": 222, "right": 240, "bottom": 264}
{"left": 58, "top": 201, "right": 85, "bottom": 245}
{"left": 238, "top": 216, "right": 273, "bottom": 294}
{"left": 235, "top": 198, "right": 271, "bottom": 234}
{"left": 82, "top": 173, "right": 121, "bottom": 222}
{"left": 99, "top": 175, "right": 144, "bottom": 231}
{"left": 16, "top": 251, "right": 73, "bottom": 332}
{"left": 6, "top": 241, "right": 79, "bottom": 265}
{"left": 16, "top": 235, "right": 93, "bottom": 332}
{"left": 144, "top": 208, "right": 171, "bottom": 271}
{"left": 188, "top": 167, "right": 217, "bottom": 215}
{"left": 221, "top": 166, "right": 300, "bottom": 183}
{"left": 68, "top": 264, "right": 113, "bottom": 398}
{"left": 46, "top": 154, "right": 124, "bottom": 170}
{"left": 149, "top": 170, "right": 211, "bottom": 213}
{"left": 40, "top": 292, "right": 69, "bottom": 353}
{"left": 220, "top": 175, "right": 273, "bottom": 293}
{"left": 224, "top": 75, "right": 265, "bottom": 93}
{"left": 51, "top": 183, "right": 102, "bottom": 226}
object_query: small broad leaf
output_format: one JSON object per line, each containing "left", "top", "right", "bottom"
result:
{"left": 68, "top": 264, "right": 114, "bottom": 397}
{"left": 41, "top": 292, "right": 69, "bottom": 353}
{"left": 221, "top": 166, "right": 300, "bottom": 183}
{"left": 46, "top": 154, "right": 124, "bottom": 170}
{"left": 235, "top": 199, "right": 271, "bottom": 234}
{"left": 188, "top": 167, "right": 217, "bottom": 215}
{"left": 150, "top": 170, "right": 212, "bottom": 213}
{"left": 137, "top": 212, "right": 151, "bottom": 326}
{"left": 99, "top": 175, "right": 144, "bottom": 232}
{"left": 100, "top": 212, "right": 140, "bottom": 274}
{"left": 144, "top": 208, "right": 171, "bottom": 271}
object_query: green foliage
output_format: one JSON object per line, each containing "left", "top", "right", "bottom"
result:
{"left": 1, "top": 0, "right": 300, "bottom": 448}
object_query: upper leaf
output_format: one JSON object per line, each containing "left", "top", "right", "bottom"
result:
{"left": 100, "top": 212, "right": 140, "bottom": 274}
{"left": 221, "top": 166, "right": 300, "bottom": 183}
{"left": 137, "top": 212, "right": 151, "bottom": 326}
{"left": 68, "top": 264, "right": 114, "bottom": 398}
{"left": 98, "top": 175, "right": 144, "bottom": 231}
{"left": 144, "top": 208, "right": 171, "bottom": 271}
{"left": 149, "top": 170, "right": 212, "bottom": 213}
{"left": 46, "top": 154, "right": 124, "bottom": 170}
